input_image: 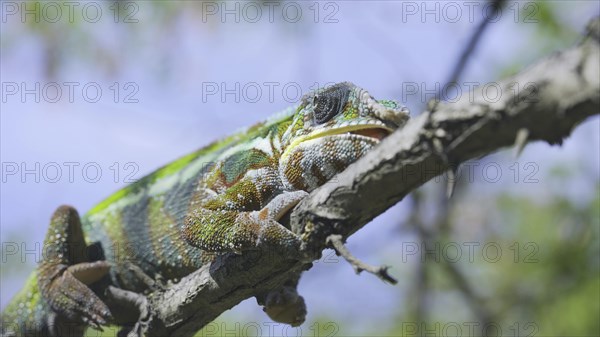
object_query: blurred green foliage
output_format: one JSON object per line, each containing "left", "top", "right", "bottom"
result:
{"left": 499, "top": 0, "right": 578, "bottom": 78}
{"left": 380, "top": 178, "right": 599, "bottom": 337}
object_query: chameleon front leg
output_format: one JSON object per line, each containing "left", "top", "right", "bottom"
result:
{"left": 183, "top": 190, "right": 309, "bottom": 325}
{"left": 182, "top": 190, "right": 308, "bottom": 254}
{"left": 37, "top": 205, "right": 113, "bottom": 332}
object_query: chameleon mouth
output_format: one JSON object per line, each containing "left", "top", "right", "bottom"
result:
{"left": 325, "top": 124, "right": 393, "bottom": 144}
{"left": 306, "top": 124, "right": 394, "bottom": 144}
{"left": 349, "top": 127, "right": 391, "bottom": 141}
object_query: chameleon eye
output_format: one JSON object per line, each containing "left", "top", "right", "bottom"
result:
{"left": 312, "top": 83, "right": 351, "bottom": 124}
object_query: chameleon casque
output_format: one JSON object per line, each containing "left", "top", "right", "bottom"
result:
{"left": 1, "top": 82, "right": 409, "bottom": 336}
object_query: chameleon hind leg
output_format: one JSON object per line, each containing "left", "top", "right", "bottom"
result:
{"left": 37, "top": 205, "right": 112, "bottom": 331}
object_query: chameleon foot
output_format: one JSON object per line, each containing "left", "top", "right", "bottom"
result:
{"left": 38, "top": 261, "right": 112, "bottom": 329}
{"left": 262, "top": 286, "right": 307, "bottom": 327}
{"left": 38, "top": 205, "right": 112, "bottom": 329}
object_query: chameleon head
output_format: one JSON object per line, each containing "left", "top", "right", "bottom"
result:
{"left": 279, "top": 82, "right": 409, "bottom": 191}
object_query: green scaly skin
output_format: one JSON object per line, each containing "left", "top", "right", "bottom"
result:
{"left": 1, "top": 82, "right": 409, "bottom": 336}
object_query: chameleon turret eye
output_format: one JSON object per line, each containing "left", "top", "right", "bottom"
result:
{"left": 312, "top": 83, "right": 351, "bottom": 124}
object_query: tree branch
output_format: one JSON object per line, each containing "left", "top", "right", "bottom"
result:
{"left": 144, "top": 18, "right": 599, "bottom": 337}
{"left": 326, "top": 234, "right": 397, "bottom": 284}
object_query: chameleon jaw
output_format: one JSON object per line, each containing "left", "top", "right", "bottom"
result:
{"left": 281, "top": 124, "right": 394, "bottom": 163}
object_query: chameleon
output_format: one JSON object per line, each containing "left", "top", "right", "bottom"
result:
{"left": 0, "top": 82, "right": 409, "bottom": 336}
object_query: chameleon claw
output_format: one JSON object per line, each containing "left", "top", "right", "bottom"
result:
{"left": 82, "top": 314, "right": 107, "bottom": 331}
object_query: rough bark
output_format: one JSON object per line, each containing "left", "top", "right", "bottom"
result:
{"left": 145, "top": 18, "right": 599, "bottom": 337}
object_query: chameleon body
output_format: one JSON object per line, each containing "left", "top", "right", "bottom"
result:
{"left": 1, "top": 82, "right": 409, "bottom": 336}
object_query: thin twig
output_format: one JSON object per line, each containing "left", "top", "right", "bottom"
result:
{"left": 326, "top": 234, "right": 398, "bottom": 285}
